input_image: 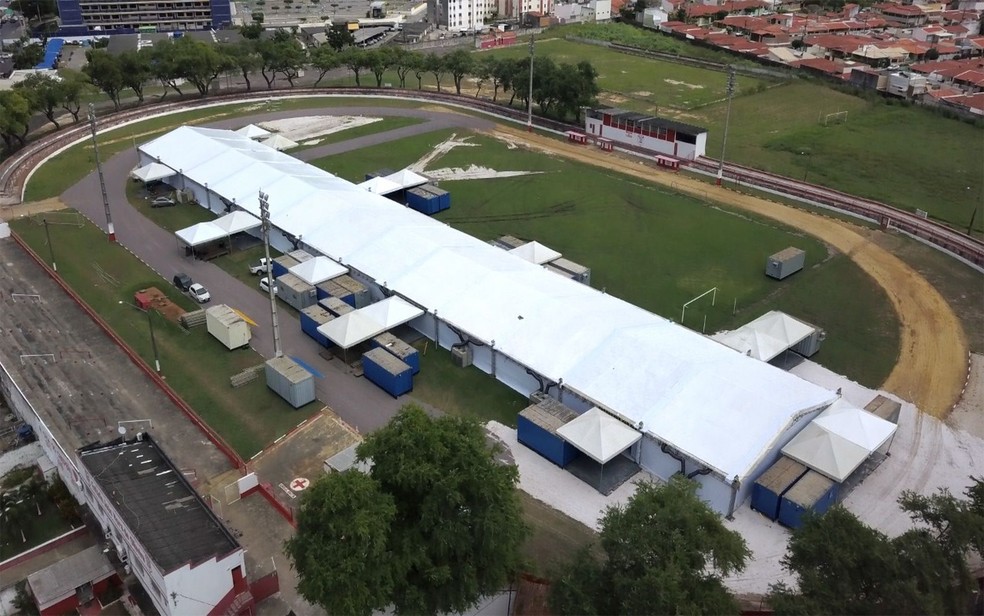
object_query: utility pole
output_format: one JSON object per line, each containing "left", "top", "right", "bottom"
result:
{"left": 259, "top": 191, "right": 283, "bottom": 358}
{"left": 146, "top": 309, "right": 161, "bottom": 374}
{"left": 527, "top": 32, "right": 535, "bottom": 133}
{"left": 716, "top": 66, "right": 736, "bottom": 187}
{"left": 43, "top": 218, "right": 56, "bottom": 272}
{"left": 88, "top": 103, "right": 115, "bottom": 241}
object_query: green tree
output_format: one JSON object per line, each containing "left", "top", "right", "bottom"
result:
{"left": 489, "top": 56, "right": 511, "bottom": 102}
{"left": 288, "top": 405, "right": 527, "bottom": 616}
{"left": 270, "top": 32, "right": 307, "bottom": 87}
{"left": 550, "top": 477, "right": 749, "bottom": 616}
{"left": 10, "top": 0, "right": 56, "bottom": 19}
{"left": 147, "top": 42, "right": 184, "bottom": 98}
{"left": 444, "top": 49, "right": 475, "bottom": 95}
{"left": 285, "top": 471, "right": 397, "bottom": 616}
{"left": 84, "top": 49, "right": 125, "bottom": 110}
{"left": 309, "top": 44, "right": 339, "bottom": 86}
{"left": 14, "top": 73, "right": 64, "bottom": 129}
{"left": 57, "top": 69, "right": 93, "bottom": 123}
{"left": 0, "top": 89, "right": 34, "bottom": 152}
{"left": 412, "top": 52, "right": 428, "bottom": 89}
{"left": 365, "top": 47, "right": 395, "bottom": 87}
{"left": 473, "top": 55, "right": 492, "bottom": 98}
{"left": 391, "top": 47, "right": 416, "bottom": 88}
{"left": 224, "top": 41, "right": 263, "bottom": 92}
{"left": 239, "top": 22, "right": 265, "bottom": 39}
{"left": 11, "top": 41, "right": 44, "bottom": 70}
{"left": 425, "top": 53, "right": 446, "bottom": 92}
{"left": 325, "top": 23, "right": 355, "bottom": 51}
{"left": 118, "top": 50, "right": 153, "bottom": 103}
{"left": 173, "top": 38, "right": 233, "bottom": 96}
{"left": 338, "top": 47, "right": 368, "bottom": 86}
{"left": 0, "top": 490, "right": 29, "bottom": 543}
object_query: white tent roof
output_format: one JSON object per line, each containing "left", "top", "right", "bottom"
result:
{"left": 556, "top": 407, "right": 642, "bottom": 464}
{"left": 509, "top": 241, "right": 562, "bottom": 265}
{"left": 236, "top": 124, "right": 271, "bottom": 139}
{"left": 175, "top": 221, "right": 226, "bottom": 247}
{"left": 141, "top": 126, "right": 839, "bottom": 481}
{"left": 262, "top": 133, "right": 299, "bottom": 151}
{"left": 317, "top": 311, "right": 385, "bottom": 349}
{"left": 359, "top": 176, "right": 403, "bottom": 195}
{"left": 289, "top": 256, "right": 348, "bottom": 285}
{"left": 712, "top": 311, "right": 816, "bottom": 361}
{"left": 384, "top": 169, "right": 429, "bottom": 190}
{"left": 130, "top": 162, "right": 176, "bottom": 182}
{"left": 212, "top": 210, "right": 261, "bottom": 234}
{"left": 781, "top": 422, "right": 870, "bottom": 482}
{"left": 359, "top": 296, "right": 425, "bottom": 329}
{"left": 813, "top": 398, "right": 896, "bottom": 451}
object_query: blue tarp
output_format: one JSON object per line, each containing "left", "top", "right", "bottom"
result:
{"left": 34, "top": 38, "right": 65, "bottom": 70}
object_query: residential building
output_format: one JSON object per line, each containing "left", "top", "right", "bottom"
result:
{"left": 430, "top": 0, "right": 496, "bottom": 31}
{"left": 55, "top": 0, "right": 233, "bottom": 36}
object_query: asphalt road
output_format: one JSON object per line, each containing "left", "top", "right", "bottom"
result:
{"left": 61, "top": 106, "right": 494, "bottom": 435}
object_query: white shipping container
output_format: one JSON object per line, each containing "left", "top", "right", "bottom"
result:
{"left": 206, "top": 304, "right": 252, "bottom": 350}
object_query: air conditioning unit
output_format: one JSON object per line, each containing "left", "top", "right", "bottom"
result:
{"left": 451, "top": 345, "right": 473, "bottom": 368}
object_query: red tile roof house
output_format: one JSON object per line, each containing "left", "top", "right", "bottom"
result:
{"left": 872, "top": 2, "right": 929, "bottom": 27}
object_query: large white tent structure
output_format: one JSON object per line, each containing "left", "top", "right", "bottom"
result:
{"left": 130, "top": 162, "right": 176, "bottom": 183}
{"left": 212, "top": 210, "right": 261, "bottom": 235}
{"left": 175, "top": 221, "right": 226, "bottom": 247}
{"left": 138, "top": 126, "right": 839, "bottom": 515}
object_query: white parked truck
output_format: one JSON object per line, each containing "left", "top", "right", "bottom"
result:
{"left": 249, "top": 258, "right": 272, "bottom": 275}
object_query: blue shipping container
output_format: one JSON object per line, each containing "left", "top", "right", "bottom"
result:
{"left": 271, "top": 255, "right": 299, "bottom": 278}
{"left": 421, "top": 184, "right": 450, "bottom": 212}
{"left": 371, "top": 333, "right": 420, "bottom": 375}
{"left": 319, "top": 297, "right": 354, "bottom": 317}
{"left": 362, "top": 348, "right": 413, "bottom": 398}
{"left": 407, "top": 187, "right": 441, "bottom": 215}
{"left": 300, "top": 306, "right": 334, "bottom": 348}
{"left": 778, "top": 470, "right": 839, "bottom": 529}
{"left": 517, "top": 415, "right": 579, "bottom": 467}
{"left": 750, "top": 456, "right": 809, "bottom": 521}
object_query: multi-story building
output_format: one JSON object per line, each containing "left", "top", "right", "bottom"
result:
{"left": 55, "top": 0, "right": 232, "bottom": 36}
{"left": 430, "top": 0, "right": 496, "bottom": 31}
{"left": 498, "top": 0, "right": 554, "bottom": 20}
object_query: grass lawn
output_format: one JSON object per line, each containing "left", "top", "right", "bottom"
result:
{"left": 125, "top": 181, "right": 215, "bottom": 231}
{"left": 519, "top": 492, "right": 598, "bottom": 576}
{"left": 310, "top": 129, "right": 900, "bottom": 387}
{"left": 311, "top": 128, "right": 456, "bottom": 181}
{"left": 288, "top": 116, "right": 426, "bottom": 152}
{"left": 0, "top": 501, "right": 74, "bottom": 562}
{"left": 10, "top": 214, "right": 315, "bottom": 458}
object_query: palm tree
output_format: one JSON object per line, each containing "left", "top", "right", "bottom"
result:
{"left": 0, "top": 492, "right": 30, "bottom": 543}
{"left": 19, "top": 477, "right": 46, "bottom": 516}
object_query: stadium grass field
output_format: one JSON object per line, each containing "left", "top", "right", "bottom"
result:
{"left": 312, "top": 128, "right": 899, "bottom": 387}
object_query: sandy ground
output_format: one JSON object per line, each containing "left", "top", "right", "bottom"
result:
{"left": 425, "top": 165, "right": 544, "bottom": 181}
{"left": 257, "top": 115, "right": 382, "bottom": 145}
{"left": 488, "top": 126, "right": 969, "bottom": 418}
{"left": 949, "top": 353, "right": 984, "bottom": 439}
{"left": 0, "top": 197, "right": 67, "bottom": 222}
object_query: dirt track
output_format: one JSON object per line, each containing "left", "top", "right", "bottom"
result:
{"left": 489, "top": 125, "right": 968, "bottom": 418}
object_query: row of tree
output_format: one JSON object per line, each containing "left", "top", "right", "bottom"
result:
{"left": 287, "top": 404, "right": 984, "bottom": 615}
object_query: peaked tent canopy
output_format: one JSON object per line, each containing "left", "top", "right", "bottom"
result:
{"left": 712, "top": 311, "right": 816, "bottom": 362}
{"left": 813, "top": 398, "right": 896, "bottom": 451}
{"left": 130, "top": 162, "right": 176, "bottom": 182}
{"left": 358, "top": 176, "right": 403, "bottom": 196}
{"left": 360, "top": 296, "right": 425, "bottom": 329}
{"left": 289, "top": 256, "right": 348, "bottom": 285}
{"left": 781, "top": 422, "right": 869, "bottom": 482}
{"left": 262, "top": 133, "right": 299, "bottom": 151}
{"left": 556, "top": 407, "right": 642, "bottom": 464}
{"left": 235, "top": 124, "right": 271, "bottom": 139}
{"left": 384, "top": 169, "right": 429, "bottom": 190}
{"left": 175, "top": 221, "right": 226, "bottom": 247}
{"left": 212, "top": 210, "right": 261, "bottom": 235}
{"left": 317, "top": 310, "right": 385, "bottom": 349}
{"left": 509, "top": 241, "right": 562, "bottom": 265}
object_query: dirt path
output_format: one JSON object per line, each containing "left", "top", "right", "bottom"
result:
{"left": 0, "top": 197, "right": 67, "bottom": 221}
{"left": 488, "top": 126, "right": 968, "bottom": 418}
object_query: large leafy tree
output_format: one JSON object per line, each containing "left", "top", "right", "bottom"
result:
{"left": 14, "top": 72, "right": 64, "bottom": 128}
{"left": 58, "top": 69, "right": 93, "bottom": 123}
{"left": 325, "top": 23, "right": 355, "bottom": 51}
{"left": 391, "top": 47, "right": 415, "bottom": 88}
{"left": 338, "top": 47, "right": 368, "bottom": 87}
{"left": 308, "top": 44, "right": 339, "bottom": 86}
{"left": 224, "top": 41, "right": 262, "bottom": 92}
{"left": 444, "top": 49, "right": 474, "bottom": 95}
{"left": 425, "top": 53, "right": 446, "bottom": 92}
{"left": 84, "top": 49, "right": 125, "bottom": 110}
{"left": 550, "top": 477, "right": 749, "bottom": 615}
{"left": 11, "top": 40, "right": 44, "bottom": 70}
{"left": 0, "top": 89, "right": 34, "bottom": 152}
{"left": 118, "top": 50, "right": 153, "bottom": 103}
{"left": 287, "top": 405, "right": 527, "bottom": 616}
{"left": 148, "top": 42, "right": 185, "bottom": 97}
{"left": 173, "top": 37, "right": 232, "bottom": 96}
{"left": 364, "top": 47, "right": 395, "bottom": 88}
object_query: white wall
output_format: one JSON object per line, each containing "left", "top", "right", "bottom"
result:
{"left": 164, "top": 550, "right": 245, "bottom": 616}
{"left": 590, "top": 0, "right": 611, "bottom": 20}
{"left": 585, "top": 117, "right": 707, "bottom": 160}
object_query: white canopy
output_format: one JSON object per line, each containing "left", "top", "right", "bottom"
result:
{"left": 712, "top": 311, "right": 816, "bottom": 362}
{"left": 813, "top": 398, "right": 896, "bottom": 451}
{"left": 130, "top": 162, "right": 176, "bottom": 182}
{"left": 262, "top": 133, "right": 299, "bottom": 151}
{"left": 213, "top": 210, "right": 261, "bottom": 234}
{"left": 359, "top": 176, "right": 403, "bottom": 196}
{"left": 359, "top": 296, "right": 424, "bottom": 329}
{"left": 556, "top": 407, "right": 642, "bottom": 464}
{"left": 289, "top": 256, "right": 348, "bottom": 285}
{"left": 236, "top": 124, "right": 271, "bottom": 139}
{"left": 317, "top": 310, "right": 385, "bottom": 349}
{"left": 509, "top": 241, "right": 562, "bottom": 265}
{"left": 781, "top": 422, "right": 870, "bottom": 482}
{"left": 175, "top": 221, "right": 226, "bottom": 246}
{"left": 384, "top": 169, "right": 429, "bottom": 190}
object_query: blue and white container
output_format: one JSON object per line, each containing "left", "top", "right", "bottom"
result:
{"left": 362, "top": 347, "right": 413, "bottom": 398}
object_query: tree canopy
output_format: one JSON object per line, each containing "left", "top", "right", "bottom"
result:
{"left": 550, "top": 477, "right": 750, "bottom": 615}
{"left": 286, "top": 404, "right": 527, "bottom": 616}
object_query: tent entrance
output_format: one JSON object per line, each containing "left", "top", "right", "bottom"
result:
{"left": 556, "top": 407, "right": 643, "bottom": 496}
{"left": 565, "top": 453, "right": 640, "bottom": 496}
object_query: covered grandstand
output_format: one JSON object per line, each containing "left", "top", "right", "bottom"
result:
{"left": 138, "top": 126, "right": 839, "bottom": 516}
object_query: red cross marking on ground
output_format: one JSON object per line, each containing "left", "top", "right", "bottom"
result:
{"left": 290, "top": 477, "right": 310, "bottom": 491}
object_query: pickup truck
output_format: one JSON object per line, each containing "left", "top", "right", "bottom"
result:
{"left": 248, "top": 258, "right": 272, "bottom": 275}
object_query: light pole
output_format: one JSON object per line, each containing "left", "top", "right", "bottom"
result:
{"left": 526, "top": 32, "right": 535, "bottom": 133}
{"left": 43, "top": 217, "right": 56, "bottom": 272}
{"left": 119, "top": 301, "right": 161, "bottom": 374}
{"left": 716, "top": 66, "right": 737, "bottom": 187}
{"left": 259, "top": 191, "right": 284, "bottom": 358}
{"left": 88, "top": 103, "right": 115, "bottom": 242}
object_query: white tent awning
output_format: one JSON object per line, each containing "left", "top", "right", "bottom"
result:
{"left": 813, "top": 398, "right": 896, "bottom": 451}
{"left": 712, "top": 311, "right": 816, "bottom": 362}
{"left": 236, "top": 124, "right": 271, "bottom": 139}
{"left": 359, "top": 296, "right": 425, "bottom": 329}
{"left": 358, "top": 176, "right": 403, "bottom": 196}
{"left": 317, "top": 310, "right": 385, "bottom": 349}
{"left": 175, "top": 221, "right": 226, "bottom": 247}
{"left": 130, "top": 162, "right": 176, "bottom": 182}
{"left": 213, "top": 210, "right": 261, "bottom": 234}
{"left": 262, "top": 133, "right": 299, "bottom": 151}
{"left": 509, "top": 241, "right": 562, "bottom": 265}
{"left": 289, "top": 256, "right": 348, "bottom": 285}
{"left": 384, "top": 169, "right": 429, "bottom": 190}
{"left": 556, "top": 407, "right": 642, "bottom": 464}
{"left": 781, "top": 422, "right": 869, "bottom": 482}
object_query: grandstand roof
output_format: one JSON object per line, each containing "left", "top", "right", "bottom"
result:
{"left": 140, "top": 126, "right": 837, "bottom": 481}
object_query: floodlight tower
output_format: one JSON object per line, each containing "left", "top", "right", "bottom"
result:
{"left": 259, "top": 191, "right": 283, "bottom": 358}
{"left": 527, "top": 32, "right": 535, "bottom": 133}
{"left": 716, "top": 66, "right": 737, "bottom": 187}
{"left": 88, "top": 103, "right": 115, "bottom": 241}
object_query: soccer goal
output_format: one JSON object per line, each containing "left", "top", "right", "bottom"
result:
{"left": 821, "top": 111, "right": 848, "bottom": 126}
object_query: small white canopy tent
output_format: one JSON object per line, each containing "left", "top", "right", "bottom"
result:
{"left": 556, "top": 407, "right": 642, "bottom": 464}
{"left": 317, "top": 311, "right": 385, "bottom": 349}
{"left": 212, "top": 210, "right": 261, "bottom": 235}
{"left": 262, "top": 133, "right": 299, "bottom": 151}
{"left": 130, "top": 162, "right": 176, "bottom": 182}
{"left": 359, "top": 296, "right": 425, "bottom": 330}
{"left": 712, "top": 311, "right": 816, "bottom": 362}
{"left": 509, "top": 241, "right": 562, "bottom": 265}
{"left": 175, "top": 221, "right": 226, "bottom": 247}
{"left": 236, "top": 124, "right": 271, "bottom": 139}
{"left": 813, "top": 398, "right": 896, "bottom": 451}
{"left": 289, "top": 256, "right": 348, "bottom": 286}
{"left": 384, "top": 169, "right": 429, "bottom": 190}
{"left": 358, "top": 176, "right": 403, "bottom": 196}
{"left": 781, "top": 422, "right": 870, "bottom": 482}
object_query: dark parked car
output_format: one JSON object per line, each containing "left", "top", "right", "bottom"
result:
{"left": 173, "top": 273, "right": 193, "bottom": 291}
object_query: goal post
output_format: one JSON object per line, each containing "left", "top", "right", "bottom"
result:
{"left": 822, "top": 111, "right": 848, "bottom": 126}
